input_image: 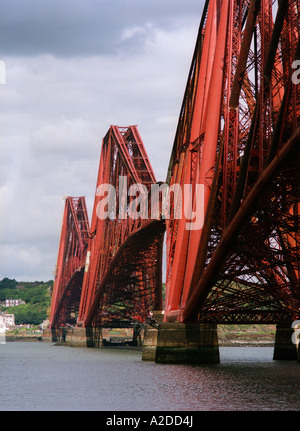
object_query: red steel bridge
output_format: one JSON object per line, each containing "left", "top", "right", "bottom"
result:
{"left": 49, "top": 126, "right": 164, "bottom": 329}
{"left": 49, "top": 0, "right": 300, "bottom": 332}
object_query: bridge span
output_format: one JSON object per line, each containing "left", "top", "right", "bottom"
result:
{"left": 45, "top": 0, "right": 300, "bottom": 364}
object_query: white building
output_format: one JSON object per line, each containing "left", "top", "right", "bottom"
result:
{"left": 0, "top": 312, "right": 15, "bottom": 329}
{"left": 1, "top": 298, "right": 25, "bottom": 307}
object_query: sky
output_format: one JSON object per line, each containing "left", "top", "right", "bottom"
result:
{"left": 0, "top": 0, "right": 204, "bottom": 282}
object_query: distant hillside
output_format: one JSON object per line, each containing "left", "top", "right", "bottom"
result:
{"left": 0, "top": 277, "right": 52, "bottom": 325}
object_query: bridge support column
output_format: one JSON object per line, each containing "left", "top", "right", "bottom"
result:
{"left": 64, "top": 328, "right": 95, "bottom": 347}
{"left": 42, "top": 328, "right": 95, "bottom": 347}
{"left": 42, "top": 328, "right": 66, "bottom": 343}
{"left": 142, "top": 323, "right": 219, "bottom": 364}
{"left": 273, "top": 324, "right": 298, "bottom": 360}
{"left": 42, "top": 328, "right": 53, "bottom": 342}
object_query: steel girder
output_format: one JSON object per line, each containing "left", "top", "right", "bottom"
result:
{"left": 165, "top": 0, "right": 300, "bottom": 324}
{"left": 49, "top": 197, "right": 90, "bottom": 328}
{"left": 77, "top": 126, "right": 165, "bottom": 328}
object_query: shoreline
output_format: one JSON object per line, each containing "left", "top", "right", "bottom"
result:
{"left": 4, "top": 334, "right": 42, "bottom": 342}
{"left": 3, "top": 323, "right": 277, "bottom": 347}
{"left": 2, "top": 338, "right": 274, "bottom": 347}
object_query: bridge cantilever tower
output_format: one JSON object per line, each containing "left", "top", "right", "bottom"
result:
{"left": 77, "top": 125, "right": 165, "bottom": 330}
{"left": 164, "top": 0, "right": 300, "bottom": 326}
{"left": 141, "top": 0, "right": 300, "bottom": 363}
{"left": 47, "top": 127, "right": 165, "bottom": 345}
{"left": 47, "top": 0, "right": 300, "bottom": 362}
{"left": 49, "top": 196, "right": 90, "bottom": 329}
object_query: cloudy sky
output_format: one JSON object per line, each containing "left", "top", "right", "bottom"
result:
{"left": 0, "top": 0, "right": 204, "bottom": 282}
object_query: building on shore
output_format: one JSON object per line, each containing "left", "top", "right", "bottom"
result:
{"left": 1, "top": 298, "right": 25, "bottom": 307}
{"left": 0, "top": 312, "right": 15, "bottom": 329}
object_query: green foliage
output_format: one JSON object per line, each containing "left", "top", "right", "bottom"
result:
{"left": 0, "top": 277, "right": 52, "bottom": 325}
{"left": 0, "top": 277, "right": 17, "bottom": 290}
{"left": 6, "top": 304, "right": 48, "bottom": 325}
{"left": 0, "top": 288, "right": 21, "bottom": 302}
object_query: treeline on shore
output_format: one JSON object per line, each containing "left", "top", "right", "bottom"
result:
{"left": 0, "top": 277, "right": 277, "bottom": 344}
{"left": 0, "top": 277, "right": 52, "bottom": 325}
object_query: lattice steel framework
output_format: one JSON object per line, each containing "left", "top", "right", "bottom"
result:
{"left": 49, "top": 196, "right": 90, "bottom": 328}
{"left": 78, "top": 126, "right": 165, "bottom": 328}
{"left": 165, "top": 0, "right": 300, "bottom": 324}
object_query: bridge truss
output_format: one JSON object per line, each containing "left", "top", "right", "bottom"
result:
{"left": 49, "top": 196, "right": 90, "bottom": 328}
{"left": 77, "top": 125, "right": 165, "bottom": 328}
{"left": 164, "top": 0, "right": 300, "bottom": 324}
{"left": 49, "top": 0, "right": 300, "bottom": 330}
{"left": 50, "top": 127, "right": 164, "bottom": 329}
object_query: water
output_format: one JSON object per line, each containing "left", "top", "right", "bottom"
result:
{"left": 0, "top": 342, "right": 299, "bottom": 411}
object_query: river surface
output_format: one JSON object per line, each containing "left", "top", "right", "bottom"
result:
{"left": 0, "top": 342, "right": 299, "bottom": 411}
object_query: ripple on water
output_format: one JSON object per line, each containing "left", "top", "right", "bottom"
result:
{"left": 0, "top": 343, "right": 299, "bottom": 411}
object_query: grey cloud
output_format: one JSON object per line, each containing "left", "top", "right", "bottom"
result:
{"left": 0, "top": 0, "right": 203, "bottom": 57}
{"left": 0, "top": 1, "right": 205, "bottom": 281}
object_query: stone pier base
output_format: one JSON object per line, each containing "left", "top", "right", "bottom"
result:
{"left": 142, "top": 323, "right": 220, "bottom": 364}
{"left": 42, "top": 327, "right": 97, "bottom": 347}
{"left": 42, "top": 328, "right": 53, "bottom": 342}
{"left": 273, "top": 324, "right": 298, "bottom": 360}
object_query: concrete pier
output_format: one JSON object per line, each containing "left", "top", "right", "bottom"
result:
{"left": 142, "top": 323, "right": 220, "bottom": 364}
{"left": 42, "top": 327, "right": 95, "bottom": 347}
{"left": 42, "top": 328, "right": 53, "bottom": 342}
{"left": 273, "top": 323, "right": 298, "bottom": 360}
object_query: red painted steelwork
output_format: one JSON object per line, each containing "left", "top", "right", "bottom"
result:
{"left": 165, "top": 0, "right": 300, "bottom": 324}
{"left": 77, "top": 126, "right": 164, "bottom": 328}
{"left": 49, "top": 1, "right": 300, "bottom": 330}
{"left": 49, "top": 197, "right": 90, "bottom": 328}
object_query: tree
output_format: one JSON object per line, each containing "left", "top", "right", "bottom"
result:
{"left": 0, "top": 278, "right": 17, "bottom": 290}
{"left": 0, "top": 279, "right": 52, "bottom": 325}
